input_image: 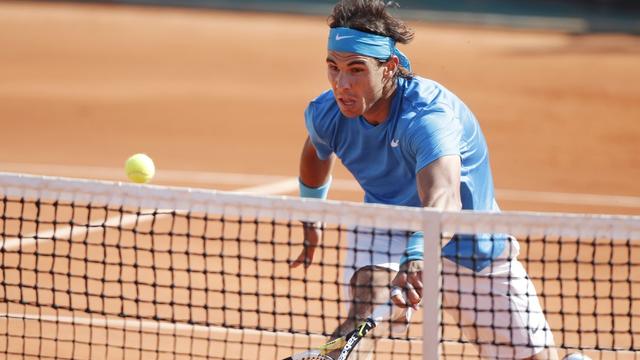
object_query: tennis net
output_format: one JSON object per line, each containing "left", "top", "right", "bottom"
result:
{"left": 0, "top": 172, "right": 638, "bottom": 359}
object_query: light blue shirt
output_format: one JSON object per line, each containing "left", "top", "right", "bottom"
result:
{"left": 305, "top": 76, "right": 506, "bottom": 271}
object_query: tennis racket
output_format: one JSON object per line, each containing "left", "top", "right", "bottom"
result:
{"left": 283, "top": 303, "right": 391, "bottom": 360}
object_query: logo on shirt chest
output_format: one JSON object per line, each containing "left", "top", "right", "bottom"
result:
{"left": 390, "top": 138, "right": 400, "bottom": 148}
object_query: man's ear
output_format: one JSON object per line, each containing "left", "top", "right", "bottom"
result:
{"left": 384, "top": 55, "right": 400, "bottom": 79}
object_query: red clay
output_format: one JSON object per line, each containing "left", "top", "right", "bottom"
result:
{"left": 1, "top": 2, "right": 639, "bottom": 214}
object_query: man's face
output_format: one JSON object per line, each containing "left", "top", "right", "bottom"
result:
{"left": 326, "top": 51, "right": 387, "bottom": 118}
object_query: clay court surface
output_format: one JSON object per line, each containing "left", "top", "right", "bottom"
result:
{"left": 1, "top": 1, "right": 639, "bottom": 213}
{"left": 0, "top": 1, "right": 639, "bottom": 359}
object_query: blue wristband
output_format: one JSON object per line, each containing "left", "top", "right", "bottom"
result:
{"left": 299, "top": 176, "right": 332, "bottom": 199}
{"left": 400, "top": 231, "right": 424, "bottom": 265}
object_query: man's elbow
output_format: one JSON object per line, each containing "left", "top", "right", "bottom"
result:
{"left": 422, "top": 188, "right": 461, "bottom": 211}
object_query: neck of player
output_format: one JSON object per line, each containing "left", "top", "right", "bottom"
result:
{"left": 362, "top": 80, "right": 397, "bottom": 126}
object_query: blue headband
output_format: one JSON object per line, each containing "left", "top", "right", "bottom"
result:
{"left": 328, "top": 27, "right": 411, "bottom": 71}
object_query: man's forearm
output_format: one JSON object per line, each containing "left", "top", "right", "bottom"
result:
{"left": 300, "top": 137, "right": 334, "bottom": 187}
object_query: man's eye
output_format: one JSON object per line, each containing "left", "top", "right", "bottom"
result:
{"left": 351, "top": 68, "right": 364, "bottom": 74}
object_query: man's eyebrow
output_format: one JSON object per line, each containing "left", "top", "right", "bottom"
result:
{"left": 325, "top": 58, "right": 368, "bottom": 66}
{"left": 347, "top": 60, "right": 367, "bottom": 66}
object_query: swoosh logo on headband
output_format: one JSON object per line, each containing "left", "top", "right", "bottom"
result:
{"left": 335, "top": 34, "right": 354, "bottom": 41}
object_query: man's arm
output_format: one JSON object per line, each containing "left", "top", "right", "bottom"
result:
{"left": 416, "top": 155, "right": 462, "bottom": 211}
{"left": 290, "top": 137, "right": 336, "bottom": 268}
{"left": 390, "top": 154, "right": 462, "bottom": 309}
{"left": 300, "top": 137, "right": 335, "bottom": 188}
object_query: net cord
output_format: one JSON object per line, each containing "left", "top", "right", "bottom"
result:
{"left": 1, "top": 172, "right": 638, "bottom": 241}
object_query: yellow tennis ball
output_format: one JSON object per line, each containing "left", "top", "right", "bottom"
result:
{"left": 125, "top": 153, "right": 155, "bottom": 183}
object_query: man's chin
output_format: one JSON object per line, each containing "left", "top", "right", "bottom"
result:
{"left": 338, "top": 106, "right": 362, "bottom": 119}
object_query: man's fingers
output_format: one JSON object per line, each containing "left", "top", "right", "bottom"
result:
{"left": 407, "top": 271, "right": 423, "bottom": 298}
{"left": 390, "top": 286, "right": 407, "bottom": 308}
{"left": 290, "top": 228, "right": 321, "bottom": 268}
{"left": 404, "top": 283, "right": 421, "bottom": 309}
{"left": 290, "top": 243, "right": 317, "bottom": 268}
{"left": 390, "top": 271, "right": 409, "bottom": 308}
{"left": 303, "top": 246, "right": 316, "bottom": 268}
{"left": 290, "top": 251, "right": 306, "bottom": 268}
{"left": 405, "top": 271, "right": 423, "bottom": 309}
{"left": 290, "top": 245, "right": 313, "bottom": 267}
{"left": 392, "top": 270, "right": 423, "bottom": 310}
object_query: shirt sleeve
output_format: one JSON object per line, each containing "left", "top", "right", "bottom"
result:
{"left": 304, "top": 103, "right": 334, "bottom": 160}
{"left": 409, "top": 106, "right": 462, "bottom": 173}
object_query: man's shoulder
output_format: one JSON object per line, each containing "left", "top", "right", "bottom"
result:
{"left": 308, "top": 89, "right": 336, "bottom": 110}
{"left": 305, "top": 89, "right": 342, "bottom": 137}
{"left": 306, "top": 90, "right": 341, "bottom": 121}
{"left": 401, "top": 77, "right": 456, "bottom": 119}
{"left": 396, "top": 77, "right": 467, "bottom": 144}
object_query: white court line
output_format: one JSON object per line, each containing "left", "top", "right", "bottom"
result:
{"left": 0, "top": 179, "right": 300, "bottom": 252}
{"left": 0, "top": 213, "right": 139, "bottom": 252}
{"left": 3, "top": 312, "right": 636, "bottom": 356}
{"left": 235, "top": 178, "right": 299, "bottom": 195}
{"left": 0, "top": 162, "right": 638, "bottom": 208}
{"left": 0, "top": 311, "right": 324, "bottom": 344}
{"left": 0, "top": 162, "right": 288, "bottom": 187}
{"left": 496, "top": 189, "right": 640, "bottom": 208}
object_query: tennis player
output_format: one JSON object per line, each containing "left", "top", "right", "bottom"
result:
{"left": 291, "top": 0, "right": 557, "bottom": 358}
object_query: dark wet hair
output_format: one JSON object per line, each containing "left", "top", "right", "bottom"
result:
{"left": 328, "top": 0, "right": 415, "bottom": 78}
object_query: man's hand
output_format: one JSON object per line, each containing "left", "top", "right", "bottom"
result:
{"left": 390, "top": 260, "right": 423, "bottom": 310}
{"left": 290, "top": 222, "right": 322, "bottom": 268}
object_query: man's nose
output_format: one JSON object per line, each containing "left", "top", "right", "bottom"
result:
{"left": 335, "top": 72, "right": 351, "bottom": 90}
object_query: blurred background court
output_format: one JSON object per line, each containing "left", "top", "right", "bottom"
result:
{"left": 1, "top": 0, "right": 639, "bottom": 214}
{"left": 0, "top": 0, "right": 638, "bottom": 359}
